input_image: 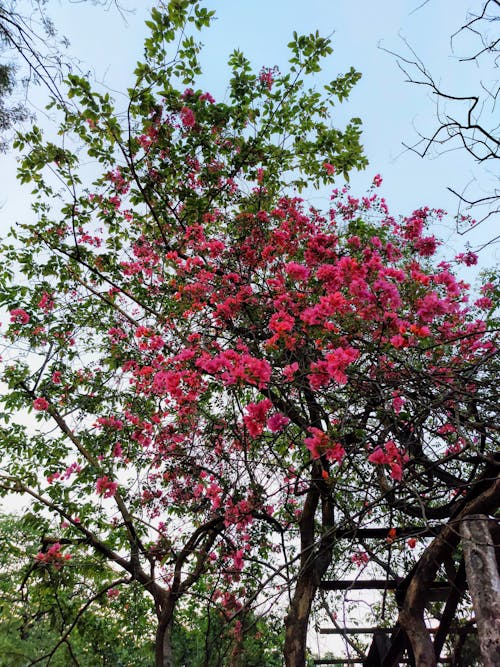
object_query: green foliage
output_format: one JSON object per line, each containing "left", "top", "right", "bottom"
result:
{"left": 0, "top": 61, "right": 29, "bottom": 151}
{"left": 172, "top": 601, "right": 283, "bottom": 666}
{"left": 0, "top": 513, "right": 155, "bottom": 666}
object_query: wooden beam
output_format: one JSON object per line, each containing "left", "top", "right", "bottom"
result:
{"left": 320, "top": 627, "right": 439, "bottom": 635}
{"left": 331, "top": 526, "right": 443, "bottom": 540}
{"left": 320, "top": 579, "right": 400, "bottom": 590}
{"left": 313, "top": 659, "right": 451, "bottom": 665}
{"left": 314, "top": 660, "right": 365, "bottom": 665}
{"left": 320, "top": 580, "right": 450, "bottom": 600}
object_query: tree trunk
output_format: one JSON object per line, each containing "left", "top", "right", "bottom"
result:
{"left": 284, "top": 461, "right": 335, "bottom": 667}
{"left": 284, "top": 574, "right": 316, "bottom": 667}
{"left": 155, "top": 598, "right": 175, "bottom": 667}
{"left": 461, "top": 515, "right": 500, "bottom": 667}
{"left": 398, "top": 474, "right": 500, "bottom": 667}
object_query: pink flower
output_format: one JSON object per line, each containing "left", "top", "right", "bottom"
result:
{"left": 96, "top": 476, "right": 118, "bottom": 498}
{"left": 369, "top": 441, "right": 407, "bottom": 482}
{"left": 232, "top": 549, "right": 244, "bottom": 571}
{"left": 392, "top": 395, "right": 405, "bottom": 414}
{"left": 390, "top": 463, "right": 403, "bottom": 481}
{"left": 33, "top": 397, "right": 49, "bottom": 411}
{"left": 415, "top": 236, "right": 438, "bottom": 257}
{"left": 368, "top": 447, "right": 387, "bottom": 465}
{"left": 107, "top": 588, "right": 120, "bottom": 599}
{"left": 324, "top": 346, "right": 359, "bottom": 385}
{"left": 51, "top": 371, "right": 62, "bottom": 384}
{"left": 455, "top": 251, "right": 478, "bottom": 266}
{"left": 323, "top": 162, "right": 335, "bottom": 175}
{"left": 35, "top": 542, "right": 71, "bottom": 569}
{"left": 284, "top": 262, "right": 310, "bottom": 281}
{"left": 475, "top": 297, "right": 493, "bottom": 310}
{"left": 267, "top": 413, "right": 290, "bottom": 433}
{"left": 259, "top": 67, "right": 274, "bottom": 90}
{"left": 390, "top": 334, "right": 407, "bottom": 349}
{"left": 112, "top": 442, "right": 123, "bottom": 458}
{"left": 269, "top": 310, "right": 295, "bottom": 334}
{"left": 304, "top": 427, "right": 329, "bottom": 458}
{"left": 351, "top": 550, "right": 369, "bottom": 567}
{"left": 38, "top": 292, "right": 55, "bottom": 312}
{"left": 10, "top": 308, "right": 30, "bottom": 325}
{"left": 326, "top": 442, "right": 346, "bottom": 465}
{"left": 199, "top": 91, "right": 215, "bottom": 104}
{"left": 244, "top": 399, "right": 272, "bottom": 437}
{"left": 283, "top": 362, "right": 299, "bottom": 381}
{"left": 417, "top": 292, "right": 450, "bottom": 322}
{"left": 372, "top": 174, "right": 383, "bottom": 187}
{"left": 180, "top": 106, "right": 196, "bottom": 128}
{"left": 304, "top": 428, "right": 345, "bottom": 464}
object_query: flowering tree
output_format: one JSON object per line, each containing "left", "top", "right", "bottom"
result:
{"left": 1, "top": 2, "right": 499, "bottom": 666}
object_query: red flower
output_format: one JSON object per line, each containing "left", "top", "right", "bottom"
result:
{"left": 10, "top": 308, "right": 30, "bottom": 324}
{"left": 96, "top": 476, "right": 118, "bottom": 498}
{"left": 386, "top": 528, "right": 397, "bottom": 543}
{"left": 259, "top": 67, "right": 274, "bottom": 90}
{"left": 33, "top": 397, "right": 49, "bottom": 411}
{"left": 323, "top": 162, "right": 335, "bottom": 175}
{"left": 267, "top": 413, "right": 290, "bottom": 433}
{"left": 368, "top": 447, "right": 387, "bottom": 465}
{"left": 180, "top": 106, "right": 196, "bottom": 128}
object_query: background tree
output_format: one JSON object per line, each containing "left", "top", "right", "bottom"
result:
{"left": 387, "top": 0, "right": 499, "bottom": 242}
{"left": 0, "top": 0, "right": 130, "bottom": 151}
{"left": 0, "top": 512, "right": 155, "bottom": 666}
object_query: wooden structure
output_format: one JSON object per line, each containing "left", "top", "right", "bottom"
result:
{"left": 314, "top": 515, "right": 499, "bottom": 667}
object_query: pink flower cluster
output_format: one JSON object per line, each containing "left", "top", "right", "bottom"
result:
{"left": 244, "top": 399, "right": 272, "bottom": 437}
{"left": 368, "top": 440, "right": 408, "bottom": 481}
{"left": 196, "top": 349, "right": 271, "bottom": 388}
{"left": 33, "top": 397, "right": 49, "bottom": 411}
{"left": 304, "top": 427, "right": 345, "bottom": 464}
{"left": 308, "top": 345, "right": 359, "bottom": 388}
{"left": 267, "top": 412, "right": 290, "bottom": 433}
{"left": 351, "top": 550, "right": 369, "bottom": 567}
{"left": 38, "top": 292, "right": 55, "bottom": 312}
{"left": 96, "top": 475, "right": 118, "bottom": 498}
{"left": 259, "top": 67, "right": 275, "bottom": 90}
{"left": 180, "top": 106, "right": 196, "bottom": 128}
{"left": 35, "top": 542, "right": 71, "bottom": 569}
{"left": 10, "top": 308, "right": 30, "bottom": 324}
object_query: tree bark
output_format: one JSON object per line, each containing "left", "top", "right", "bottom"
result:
{"left": 398, "top": 474, "right": 500, "bottom": 667}
{"left": 284, "top": 462, "right": 335, "bottom": 667}
{"left": 461, "top": 515, "right": 500, "bottom": 667}
{"left": 155, "top": 596, "right": 176, "bottom": 667}
{"left": 284, "top": 573, "right": 317, "bottom": 667}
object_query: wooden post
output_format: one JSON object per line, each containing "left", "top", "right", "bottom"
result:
{"left": 461, "top": 514, "right": 500, "bottom": 667}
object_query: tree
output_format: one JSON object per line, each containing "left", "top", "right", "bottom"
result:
{"left": 0, "top": 511, "right": 282, "bottom": 666}
{"left": 1, "top": 1, "right": 368, "bottom": 664}
{"left": 0, "top": 512, "right": 155, "bottom": 666}
{"left": 0, "top": 59, "right": 30, "bottom": 152}
{"left": 0, "top": 0, "right": 130, "bottom": 151}
{"left": 0, "top": 1, "right": 498, "bottom": 666}
{"left": 387, "top": 0, "right": 499, "bottom": 243}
